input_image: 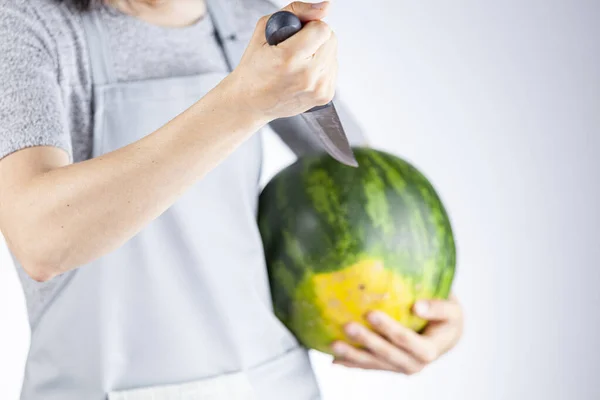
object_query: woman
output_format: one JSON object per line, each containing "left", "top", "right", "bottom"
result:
{"left": 0, "top": 0, "right": 464, "bottom": 399}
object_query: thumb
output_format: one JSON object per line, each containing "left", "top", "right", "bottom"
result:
{"left": 281, "top": 1, "right": 331, "bottom": 22}
{"left": 249, "top": 1, "right": 331, "bottom": 47}
{"left": 413, "top": 298, "right": 463, "bottom": 322}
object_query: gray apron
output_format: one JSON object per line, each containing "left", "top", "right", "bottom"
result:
{"left": 17, "top": 2, "right": 322, "bottom": 399}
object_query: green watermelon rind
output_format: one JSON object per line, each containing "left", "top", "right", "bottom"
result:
{"left": 258, "top": 146, "right": 457, "bottom": 347}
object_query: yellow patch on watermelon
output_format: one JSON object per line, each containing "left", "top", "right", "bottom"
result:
{"left": 290, "top": 258, "right": 429, "bottom": 355}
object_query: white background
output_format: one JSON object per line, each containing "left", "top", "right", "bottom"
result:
{"left": 1, "top": 0, "right": 599, "bottom": 399}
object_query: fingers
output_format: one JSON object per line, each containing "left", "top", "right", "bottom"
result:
{"left": 418, "top": 296, "right": 464, "bottom": 354}
{"left": 311, "top": 28, "right": 337, "bottom": 63}
{"left": 279, "top": 20, "right": 334, "bottom": 59}
{"left": 335, "top": 323, "right": 424, "bottom": 374}
{"left": 255, "top": 1, "right": 330, "bottom": 30}
{"left": 332, "top": 357, "right": 387, "bottom": 371}
{"left": 331, "top": 341, "right": 397, "bottom": 371}
{"left": 254, "top": 2, "right": 334, "bottom": 58}
{"left": 414, "top": 296, "right": 463, "bottom": 322}
{"left": 282, "top": 1, "right": 331, "bottom": 22}
{"left": 324, "top": 57, "right": 338, "bottom": 104}
{"left": 240, "top": 1, "right": 338, "bottom": 118}
{"left": 308, "top": 30, "right": 337, "bottom": 104}
{"left": 366, "top": 311, "right": 439, "bottom": 364}
{"left": 329, "top": 298, "right": 464, "bottom": 375}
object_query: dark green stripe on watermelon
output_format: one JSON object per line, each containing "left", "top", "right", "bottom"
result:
{"left": 366, "top": 149, "right": 457, "bottom": 296}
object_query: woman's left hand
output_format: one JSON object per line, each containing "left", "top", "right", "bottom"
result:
{"left": 330, "top": 294, "right": 464, "bottom": 375}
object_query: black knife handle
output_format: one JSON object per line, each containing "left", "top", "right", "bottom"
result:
{"left": 265, "top": 11, "right": 333, "bottom": 112}
{"left": 265, "top": 11, "right": 302, "bottom": 45}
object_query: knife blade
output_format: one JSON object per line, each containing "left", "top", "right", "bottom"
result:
{"left": 265, "top": 11, "right": 359, "bottom": 167}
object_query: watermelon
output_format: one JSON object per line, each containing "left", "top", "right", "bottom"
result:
{"left": 257, "top": 147, "right": 456, "bottom": 355}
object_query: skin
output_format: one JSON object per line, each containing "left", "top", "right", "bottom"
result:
{"left": 0, "top": 0, "right": 463, "bottom": 376}
{"left": 107, "top": 0, "right": 208, "bottom": 27}
{"left": 332, "top": 295, "right": 464, "bottom": 374}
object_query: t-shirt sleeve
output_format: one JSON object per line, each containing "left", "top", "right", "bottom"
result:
{"left": 0, "top": 2, "right": 72, "bottom": 162}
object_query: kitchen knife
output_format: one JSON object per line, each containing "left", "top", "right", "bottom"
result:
{"left": 265, "top": 11, "right": 359, "bottom": 167}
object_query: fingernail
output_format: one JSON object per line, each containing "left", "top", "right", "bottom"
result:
{"left": 415, "top": 301, "right": 429, "bottom": 317}
{"left": 311, "top": 1, "right": 328, "bottom": 9}
{"left": 345, "top": 323, "right": 359, "bottom": 337}
{"left": 332, "top": 342, "right": 346, "bottom": 355}
{"left": 367, "top": 311, "right": 382, "bottom": 325}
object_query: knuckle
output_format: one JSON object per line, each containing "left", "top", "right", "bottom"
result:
{"left": 390, "top": 328, "right": 407, "bottom": 343}
{"left": 353, "top": 329, "right": 369, "bottom": 343}
{"left": 357, "top": 353, "right": 372, "bottom": 364}
{"left": 388, "top": 354, "right": 406, "bottom": 368}
{"left": 327, "top": 84, "right": 336, "bottom": 100}
{"left": 299, "top": 69, "right": 315, "bottom": 90}
{"left": 312, "top": 79, "right": 326, "bottom": 94}
{"left": 329, "top": 30, "right": 338, "bottom": 45}
{"left": 314, "top": 81, "right": 332, "bottom": 103}
{"left": 308, "top": 20, "right": 332, "bottom": 37}
{"left": 257, "top": 15, "right": 269, "bottom": 28}
{"left": 277, "top": 51, "right": 296, "bottom": 72}
{"left": 323, "top": 91, "right": 335, "bottom": 104}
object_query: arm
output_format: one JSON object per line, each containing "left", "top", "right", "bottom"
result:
{"left": 0, "top": 2, "right": 337, "bottom": 282}
{"left": 0, "top": 85, "right": 266, "bottom": 282}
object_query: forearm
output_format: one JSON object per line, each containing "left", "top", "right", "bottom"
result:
{"left": 0, "top": 77, "right": 267, "bottom": 281}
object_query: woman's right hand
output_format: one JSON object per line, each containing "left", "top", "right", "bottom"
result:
{"left": 227, "top": 1, "right": 338, "bottom": 122}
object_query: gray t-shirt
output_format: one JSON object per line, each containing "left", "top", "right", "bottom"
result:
{"left": 0, "top": 0, "right": 274, "bottom": 163}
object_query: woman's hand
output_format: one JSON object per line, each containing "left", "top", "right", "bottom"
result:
{"left": 227, "top": 1, "right": 338, "bottom": 121}
{"left": 330, "top": 294, "right": 464, "bottom": 375}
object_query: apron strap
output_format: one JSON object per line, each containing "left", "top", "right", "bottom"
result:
{"left": 81, "top": 10, "right": 117, "bottom": 86}
{"left": 205, "top": 0, "right": 244, "bottom": 72}
{"left": 205, "top": 0, "right": 238, "bottom": 42}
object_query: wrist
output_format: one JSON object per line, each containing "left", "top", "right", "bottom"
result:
{"left": 217, "top": 71, "right": 273, "bottom": 127}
